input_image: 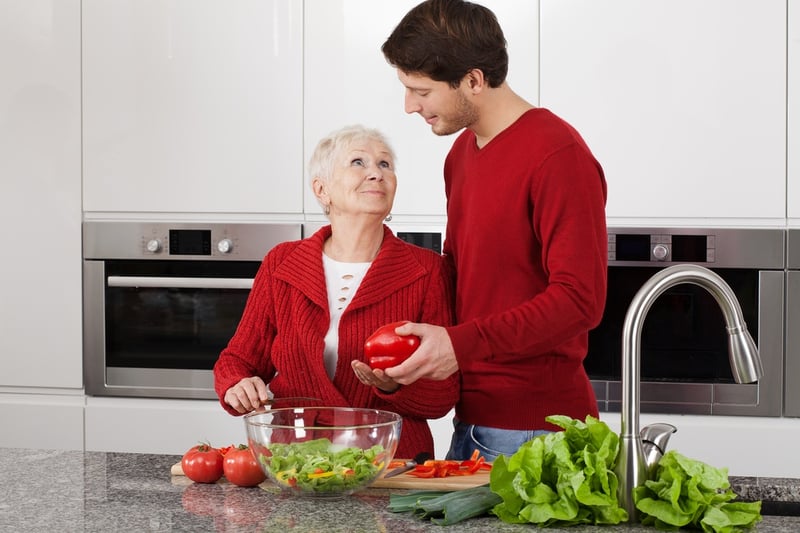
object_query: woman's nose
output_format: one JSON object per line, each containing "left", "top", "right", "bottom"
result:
{"left": 365, "top": 169, "right": 383, "bottom": 181}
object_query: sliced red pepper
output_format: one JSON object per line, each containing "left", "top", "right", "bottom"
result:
{"left": 217, "top": 445, "right": 234, "bottom": 456}
{"left": 408, "top": 465, "right": 436, "bottom": 478}
{"left": 465, "top": 456, "right": 485, "bottom": 474}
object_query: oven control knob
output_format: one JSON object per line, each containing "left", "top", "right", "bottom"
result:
{"left": 146, "top": 239, "right": 162, "bottom": 253}
{"left": 217, "top": 238, "right": 233, "bottom": 254}
{"left": 652, "top": 243, "right": 669, "bottom": 261}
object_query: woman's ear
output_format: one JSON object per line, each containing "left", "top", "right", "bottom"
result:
{"left": 312, "top": 176, "right": 329, "bottom": 205}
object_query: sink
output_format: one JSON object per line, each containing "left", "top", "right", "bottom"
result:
{"left": 760, "top": 501, "right": 800, "bottom": 516}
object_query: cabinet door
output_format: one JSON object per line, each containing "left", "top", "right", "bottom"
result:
{"left": 790, "top": 0, "right": 800, "bottom": 223}
{"left": 304, "top": 0, "right": 539, "bottom": 218}
{"left": 540, "top": 0, "right": 786, "bottom": 223}
{"left": 0, "top": 0, "right": 82, "bottom": 387}
{"left": 82, "top": 0, "right": 303, "bottom": 214}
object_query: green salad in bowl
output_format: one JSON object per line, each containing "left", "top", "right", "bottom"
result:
{"left": 244, "top": 406, "right": 401, "bottom": 497}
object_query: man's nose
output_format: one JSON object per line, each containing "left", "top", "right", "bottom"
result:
{"left": 404, "top": 92, "right": 421, "bottom": 114}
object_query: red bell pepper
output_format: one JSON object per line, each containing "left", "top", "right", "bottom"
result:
{"left": 364, "top": 321, "right": 421, "bottom": 370}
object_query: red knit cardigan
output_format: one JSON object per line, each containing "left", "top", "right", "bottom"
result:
{"left": 213, "top": 225, "right": 459, "bottom": 458}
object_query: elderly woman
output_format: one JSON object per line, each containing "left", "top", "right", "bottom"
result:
{"left": 213, "top": 125, "right": 458, "bottom": 459}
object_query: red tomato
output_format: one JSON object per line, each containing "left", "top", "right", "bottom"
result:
{"left": 181, "top": 444, "right": 224, "bottom": 483}
{"left": 364, "top": 320, "right": 421, "bottom": 370}
{"left": 223, "top": 444, "right": 267, "bottom": 487}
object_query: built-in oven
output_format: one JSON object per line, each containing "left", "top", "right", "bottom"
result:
{"left": 785, "top": 229, "right": 800, "bottom": 417}
{"left": 587, "top": 227, "right": 785, "bottom": 416}
{"left": 82, "top": 221, "right": 302, "bottom": 399}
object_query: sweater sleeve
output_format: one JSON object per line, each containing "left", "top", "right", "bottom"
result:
{"left": 213, "top": 254, "right": 278, "bottom": 415}
{"left": 374, "top": 252, "right": 459, "bottom": 418}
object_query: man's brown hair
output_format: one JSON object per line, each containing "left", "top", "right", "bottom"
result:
{"left": 382, "top": 0, "right": 508, "bottom": 89}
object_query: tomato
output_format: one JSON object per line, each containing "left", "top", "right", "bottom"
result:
{"left": 223, "top": 444, "right": 267, "bottom": 487}
{"left": 364, "top": 320, "right": 421, "bottom": 370}
{"left": 181, "top": 444, "right": 225, "bottom": 483}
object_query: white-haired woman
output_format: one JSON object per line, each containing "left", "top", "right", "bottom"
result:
{"left": 214, "top": 125, "right": 458, "bottom": 459}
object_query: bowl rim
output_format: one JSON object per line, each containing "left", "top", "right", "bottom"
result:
{"left": 243, "top": 406, "right": 402, "bottom": 430}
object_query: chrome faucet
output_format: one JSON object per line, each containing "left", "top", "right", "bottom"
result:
{"left": 615, "top": 264, "right": 764, "bottom": 521}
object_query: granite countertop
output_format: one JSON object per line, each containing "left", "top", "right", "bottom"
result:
{"left": 1, "top": 448, "right": 800, "bottom": 532}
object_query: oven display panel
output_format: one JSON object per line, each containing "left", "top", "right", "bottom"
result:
{"left": 169, "top": 229, "right": 211, "bottom": 255}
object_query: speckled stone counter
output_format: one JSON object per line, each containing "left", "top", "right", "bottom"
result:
{"left": 1, "top": 448, "right": 800, "bottom": 532}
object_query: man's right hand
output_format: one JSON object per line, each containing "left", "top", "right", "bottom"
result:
{"left": 383, "top": 322, "right": 459, "bottom": 384}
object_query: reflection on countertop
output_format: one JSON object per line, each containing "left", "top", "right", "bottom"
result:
{"left": 1, "top": 448, "right": 799, "bottom": 532}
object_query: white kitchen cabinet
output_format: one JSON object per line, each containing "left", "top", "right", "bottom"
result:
{"left": 303, "top": 0, "right": 539, "bottom": 219}
{"left": 789, "top": 0, "right": 800, "bottom": 225}
{"left": 82, "top": 0, "right": 304, "bottom": 215}
{"left": 0, "top": 394, "right": 84, "bottom": 450}
{"left": 0, "top": 0, "right": 83, "bottom": 388}
{"left": 85, "top": 397, "right": 246, "bottom": 455}
{"left": 540, "top": 0, "right": 786, "bottom": 224}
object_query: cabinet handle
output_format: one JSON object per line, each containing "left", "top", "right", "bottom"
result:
{"left": 107, "top": 276, "right": 253, "bottom": 290}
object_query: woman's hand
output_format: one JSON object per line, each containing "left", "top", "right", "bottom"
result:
{"left": 223, "top": 376, "right": 270, "bottom": 414}
{"left": 351, "top": 360, "right": 400, "bottom": 393}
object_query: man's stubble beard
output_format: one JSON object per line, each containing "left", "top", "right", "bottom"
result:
{"left": 431, "top": 90, "right": 479, "bottom": 137}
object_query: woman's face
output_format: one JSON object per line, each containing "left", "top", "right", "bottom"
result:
{"left": 315, "top": 138, "right": 397, "bottom": 219}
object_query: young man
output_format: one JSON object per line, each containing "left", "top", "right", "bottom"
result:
{"left": 381, "top": 0, "right": 608, "bottom": 461}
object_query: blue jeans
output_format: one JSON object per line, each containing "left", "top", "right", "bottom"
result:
{"left": 445, "top": 419, "right": 552, "bottom": 462}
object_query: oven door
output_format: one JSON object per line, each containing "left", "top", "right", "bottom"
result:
{"left": 587, "top": 267, "right": 784, "bottom": 416}
{"left": 83, "top": 259, "right": 259, "bottom": 399}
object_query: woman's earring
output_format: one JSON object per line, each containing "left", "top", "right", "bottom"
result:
{"left": 324, "top": 204, "right": 331, "bottom": 216}
{"left": 384, "top": 213, "right": 392, "bottom": 222}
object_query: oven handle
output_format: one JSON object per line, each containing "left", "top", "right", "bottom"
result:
{"left": 107, "top": 276, "right": 254, "bottom": 290}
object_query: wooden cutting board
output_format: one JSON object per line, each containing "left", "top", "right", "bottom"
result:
{"left": 370, "top": 466, "right": 490, "bottom": 491}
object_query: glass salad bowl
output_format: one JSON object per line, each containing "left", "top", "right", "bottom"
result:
{"left": 244, "top": 406, "right": 402, "bottom": 497}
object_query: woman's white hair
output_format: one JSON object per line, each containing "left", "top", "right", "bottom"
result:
{"left": 308, "top": 125, "right": 397, "bottom": 194}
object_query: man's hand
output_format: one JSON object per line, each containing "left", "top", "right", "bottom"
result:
{"left": 383, "top": 323, "right": 458, "bottom": 384}
{"left": 223, "top": 376, "right": 270, "bottom": 414}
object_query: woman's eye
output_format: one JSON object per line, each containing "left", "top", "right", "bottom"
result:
{"left": 379, "top": 160, "right": 393, "bottom": 169}
{"left": 350, "top": 158, "right": 365, "bottom": 166}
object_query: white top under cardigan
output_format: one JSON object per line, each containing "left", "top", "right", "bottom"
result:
{"left": 321, "top": 253, "right": 371, "bottom": 378}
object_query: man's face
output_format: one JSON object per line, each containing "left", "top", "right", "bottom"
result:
{"left": 397, "top": 70, "right": 478, "bottom": 136}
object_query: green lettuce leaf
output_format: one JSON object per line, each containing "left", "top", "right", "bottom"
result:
{"left": 490, "top": 415, "right": 628, "bottom": 527}
{"left": 633, "top": 450, "right": 762, "bottom": 532}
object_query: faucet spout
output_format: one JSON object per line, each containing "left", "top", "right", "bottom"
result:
{"left": 616, "top": 264, "right": 763, "bottom": 521}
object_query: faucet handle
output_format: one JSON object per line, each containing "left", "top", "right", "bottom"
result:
{"left": 640, "top": 423, "right": 677, "bottom": 472}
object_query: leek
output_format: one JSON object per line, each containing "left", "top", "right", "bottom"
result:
{"left": 388, "top": 484, "right": 502, "bottom": 525}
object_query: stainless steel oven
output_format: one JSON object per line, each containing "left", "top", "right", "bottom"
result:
{"left": 83, "top": 221, "right": 301, "bottom": 399}
{"left": 785, "top": 229, "right": 800, "bottom": 417}
{"left": 587, "top": 227, "right": 785, "bottom": 416}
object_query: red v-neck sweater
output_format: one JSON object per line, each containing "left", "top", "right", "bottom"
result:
{"left": 213, "top": 225, "right": 459, "bottom": 458}
{"left": 443, "top": 108, "right": 607, "bottom": 431}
